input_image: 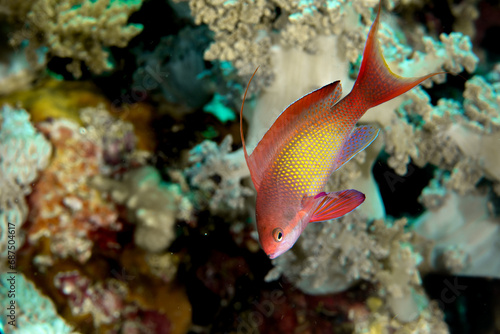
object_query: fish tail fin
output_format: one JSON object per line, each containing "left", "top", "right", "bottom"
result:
{"left": 347, "top": 2, "right": 441, "bottom": 111}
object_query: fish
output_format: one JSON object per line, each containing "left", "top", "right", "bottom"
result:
{"left": 239, "top": 2, "right": 440, "bottom": 259}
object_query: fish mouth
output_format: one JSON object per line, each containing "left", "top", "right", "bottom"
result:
{"left": 267, "top": 252, "right": 278, "bottom": 259}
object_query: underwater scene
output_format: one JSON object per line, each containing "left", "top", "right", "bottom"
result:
{"left": 0, "top": 0, "right": 499, "bottom": 333}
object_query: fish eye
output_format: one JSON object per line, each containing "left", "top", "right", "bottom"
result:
{"left": 272, "top": 228, "right": 283, "bottom": 242}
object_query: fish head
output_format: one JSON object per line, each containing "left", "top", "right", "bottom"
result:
{"left": 256, "top": 203, "right": 313, "bottom": 259}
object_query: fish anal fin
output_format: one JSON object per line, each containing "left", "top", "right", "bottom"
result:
{"left": 334, "top": 125, "right": 379, "bottom": 172}
{"left": 309, "top": 189, "right": 365, "bottom": 223}
{"left": 247, "top": 80, "right": 342, "bottom": 190}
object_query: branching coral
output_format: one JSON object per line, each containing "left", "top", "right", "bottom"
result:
{"left": 92, "top": 166, "right": 193, "bottom": 253}
{"left": 175, "top": 0, "right": 274, "bottom": 83}
{"left": 242, "top": 3, "right": 478, "bottom": 173}
{"left": 0, "top": 105, "right": 52, "bottom": 270}
{"left": 186, "top": 135, "right": 253, "bottom": 217}
{"left": 175, "top": 0, "right": 477, "bottom": 97}
{"left": 381, "top": 72, "right": 499, "bottom": 194}
{"left": 463, "top": 75, "right": 500, "bottom": 133}
{"left": 10, "top": 0, "right": 144, "bottom": 78}
{"left": 397, "top": 32, "right": 478, "bottom": 80}
{"left": 173, "top": 0, "right": 376, "bottom": 91}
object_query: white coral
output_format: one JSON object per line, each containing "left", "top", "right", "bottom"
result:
{"left": 92, "top": 166, "right": 193, "bottom": 253}
{"left": 186, "top": 135, "right": 253, "bottom": 216}
{"left": 0, "top": 105, "right": 52, "bottom": 269}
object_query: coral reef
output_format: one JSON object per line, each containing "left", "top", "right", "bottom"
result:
{"left": 0, "top": 273, "right": 74, "bottom": 333}
{"left": 173, "top": 0, "right": 274, "bottom": 90}
{"left": 240, "top": 281, "right": 448, "bottom": 334}
{"left": 416, "top": 187, "right": 500, "bottom": 278}
{"left": 172, "top": 0, "right": 382, "bottom": 90}
{"left": 0, "top": 0, "right": 498, "bottom": 333}
{"left": 9, "top": 0, "right": 144, "bottom": 78}
{"left": 178, "top": 3, "right": 494, "bottom": 327}
{"left": 0, "top": 105, "right": 52, "bottom": 270}
{"left": 266, "top": 213, "right": 438, "bottom": 322}
{"left": 0, "top": 48, "right": 44, "bottom": 97}
{"left": 186, "top": 135, "right": 253, "bottom": 216}
{"left": 26, "top": 117, "right": 122, "bottom": 265}
{"left": 133, "top": 26, "right": 214, "bottom": 110}
{"left": 92, "top": 166, "right": 193, "bottom": 253}
{"left": 79, "top": 103, "right": 148, "bottom": 169}
{"left": 380, "top": 71, "right": 499, "bottom": 193}
{"left": 53, "top": 269, "right": 191, "bottom": 334}
{"left": 0, "top": 104, "right": 52, "bottom": 198}
{"left": 54, "top": 270, "right": 128, "bottom": 328}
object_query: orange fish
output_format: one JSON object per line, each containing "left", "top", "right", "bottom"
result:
{"left": 240, "top": 3, "right": 440, "bottom": 259}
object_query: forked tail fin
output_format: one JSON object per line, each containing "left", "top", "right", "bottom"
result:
{"left": 347, "top": 2, "right": 441, "bottom": 111}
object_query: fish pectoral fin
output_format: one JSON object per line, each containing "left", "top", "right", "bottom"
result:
{"left": 309, "top": 189, "right": 365, "bottom": 223}
{"left": 334, "top": 125, "right": 379, "bottom": 172}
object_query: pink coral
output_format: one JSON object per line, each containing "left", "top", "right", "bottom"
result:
{"left": 26, "top": 118, "right": 122, "bottom": 264}
{"left": 54, "top": 270, "right": 174, "bottom": 333}
{"left": 54, "top": 270, "right": 126, "bottom": 327}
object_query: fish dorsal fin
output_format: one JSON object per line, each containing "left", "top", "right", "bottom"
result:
{"left": 334, "top": 125, "right": 379, "bottom": 172}
{"left": 248, "top": 81, "right": 343, "bottom": 190}
{"left": 309, "top": 189, "right": 365, "bottom": 223}
{"left": 240, "top": 68, "right": 260, "bottom": 190}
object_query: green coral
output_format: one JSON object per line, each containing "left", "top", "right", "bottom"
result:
{"left": 0, "top": 273, "right": 74, "bottom": 333}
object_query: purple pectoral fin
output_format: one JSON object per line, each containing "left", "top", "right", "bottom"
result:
{"left": 309, "top": 189, "right": 365, "bottom": 223}
{"left": 334, "top": 125, "right": 379, "bottom": 172}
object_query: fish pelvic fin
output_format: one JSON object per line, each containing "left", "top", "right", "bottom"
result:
{"left": 347, "top": 2, "right": 443, "bottom": 111}
{"left": 309, "top": 189, "right": 365, "bottom": 223}
{"left": 240, "top": 67, "right": 260, "bottom": 190}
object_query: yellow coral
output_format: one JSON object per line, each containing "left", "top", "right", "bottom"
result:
{"left": 0, "top": 78, "right": 156, "bottom": 152}
{"left": 0, "top": 78, "right": 108, "bottom": 123}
